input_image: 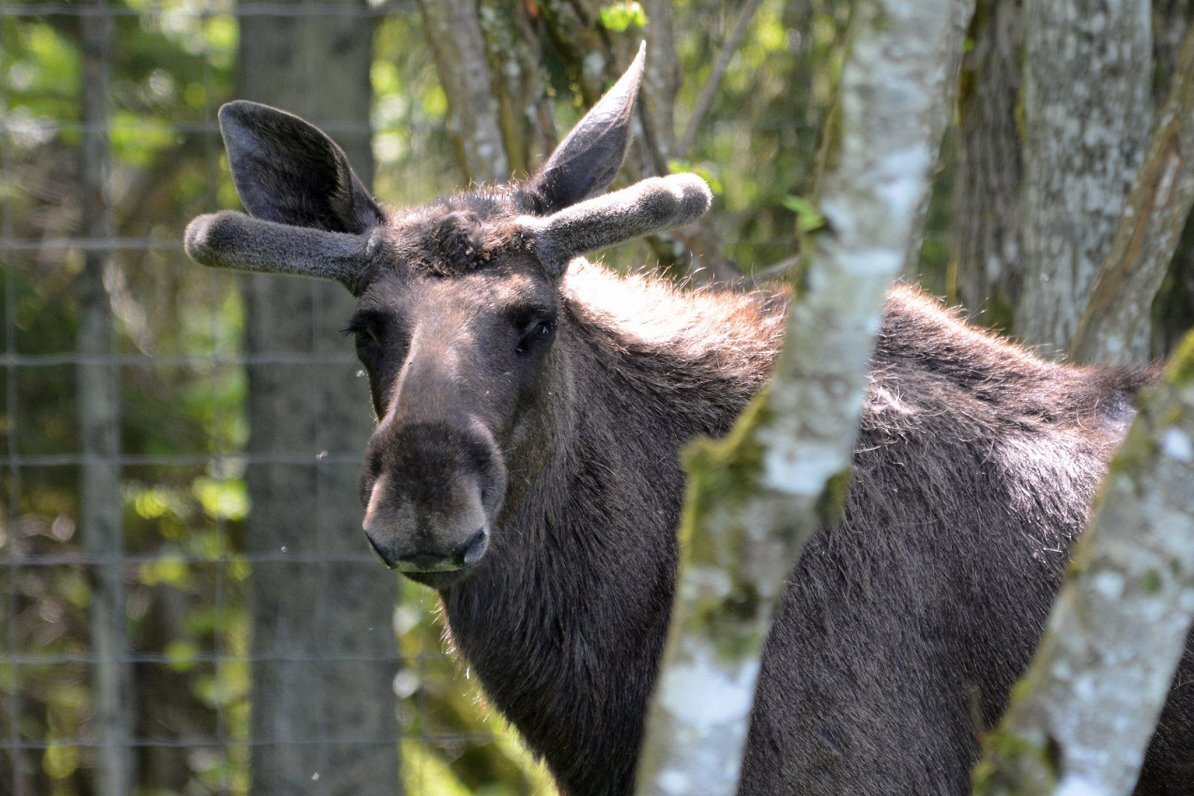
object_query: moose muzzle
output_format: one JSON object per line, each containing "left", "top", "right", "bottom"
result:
{"left": 360, "top": 420, "right": 504, "bottom": 585}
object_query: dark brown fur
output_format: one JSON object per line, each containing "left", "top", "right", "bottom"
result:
{"left": 414, "top": 265, "right": 1193, "bottom": 795}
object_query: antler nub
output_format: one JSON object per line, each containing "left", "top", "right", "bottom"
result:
{"left": 521, "top": 173, "right": 713, "bottom": 275}
{"left": 184, "top": 211, "right": 370, "bottom": 290}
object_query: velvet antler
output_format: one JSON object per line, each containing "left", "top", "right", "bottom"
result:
{"left": 519, "top": 173, "right": 712, "bottom": 276}
{"left": 183, "top": 44, "right": 710, "bottom": 288}
{"left": 184, "top": 211, "right": 371, "bottom": 291}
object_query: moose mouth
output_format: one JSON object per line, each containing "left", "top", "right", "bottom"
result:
{"left": 365, "top": 525, "right": 490, "bottom": 590}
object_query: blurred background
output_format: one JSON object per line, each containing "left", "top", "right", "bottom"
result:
{"left": 2, "top": 1, "right": 1192, "bottom": 794}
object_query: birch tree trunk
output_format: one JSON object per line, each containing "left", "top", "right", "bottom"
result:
{"left": 633, "top": 0, "right": 974, "bottom": 792}
{"left": 973, "top": 335, "right": 1194, "bottom": 795}
{"left": 237, "top": 2, "right": 402, "bottom": 792}
{"left": 78, "top": 1, "right": 134, "bottom": 792}
{"left": 1069, "top": 22, "right": 1194, "bottom": 365}
{"left": 1016, "top": 0, "right": 1153, "bottom": 352}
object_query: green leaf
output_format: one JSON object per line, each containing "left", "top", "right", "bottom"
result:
{"left": 165, "top": 640, "right": 201, "bottom": 672}
{"left": 782, "top": 195, "right": 827, "bottom": 233}
{"left": 43, "top": 743, "right": 78, "bottom": 780}
{"left": 669, "top": 159, "right": 723, "bottom": 196}
{"left": 599, "top": 1, "right": 648, "bottom": 32}
{"left": 139, "top": 553, "right": 193, "bottom": 589}
{"left": 192, "top": 476, "right": 249, "bottom": 521}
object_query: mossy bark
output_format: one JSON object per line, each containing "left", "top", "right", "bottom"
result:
{"left": 1017, "top": 0, "right": 1153, "bottom": 352}
{"left": 633, "top": 0, "right": 975, "bottom": 793}
{"left": 973, "top": 333, "right": 1194, "bottom": 795}
{"left": 417, "top": 0, "right": 510, "bottom": 184}
{"left": 1068, "top": 22, "right": 1194, "bottom": 366}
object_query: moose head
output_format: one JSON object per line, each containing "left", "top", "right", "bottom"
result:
{"left": 185, "top": 47, "right": 711, "bottom": 587}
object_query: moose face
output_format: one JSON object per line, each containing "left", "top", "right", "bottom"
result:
{"left": 350, "top": 246, "right": 563, "bottom": 586}
{"left": 184, "top": 45, "right": 711, "bottom": 588}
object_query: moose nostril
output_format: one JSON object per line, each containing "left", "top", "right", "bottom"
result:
{"left": 364, "top": 533, "right": 398, "bottom": 570}
{"left": 456, "top": 527, "right": 489, "bottom": 568}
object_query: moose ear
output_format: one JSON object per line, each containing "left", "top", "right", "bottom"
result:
{"left": 526, "top": 43, "right": 646, "bottom": 213}
{"left": 218, "top": 101, "right": 384, "bottom": 234}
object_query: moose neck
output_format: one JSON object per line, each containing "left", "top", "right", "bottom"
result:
{"left": 438, "top": 261, "right": 786, "bottom": 793}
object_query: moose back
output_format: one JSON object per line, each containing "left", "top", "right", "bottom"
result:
{"left": 185, "top": 50, "right": 1194, "bottom": 795}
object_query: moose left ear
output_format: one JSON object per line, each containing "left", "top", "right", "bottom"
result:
{"left": 526, "top": 43, "right": 646, "bottom": 214}
{"left": 219, "top": 101, "right": 384, "bottom": 235}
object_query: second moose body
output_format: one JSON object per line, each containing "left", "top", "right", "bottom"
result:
{"left": 185, "top": 51, "right": 1194, "bottom": 794}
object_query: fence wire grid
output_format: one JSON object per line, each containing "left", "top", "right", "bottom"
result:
{"left": 0, "top": 2, "right": 558, "bottom": 794}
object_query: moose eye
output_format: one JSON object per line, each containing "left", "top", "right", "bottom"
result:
{"left": 342, "top": 315, "right": 386, "bottom": 362}
{"left": 514, "top": 312, "right": 558, "bottom": 355}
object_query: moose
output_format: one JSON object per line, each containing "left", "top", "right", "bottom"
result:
{"left": 185, "top": 50, "right": 1194, "bottom": 795}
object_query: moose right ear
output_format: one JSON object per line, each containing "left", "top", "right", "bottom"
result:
{"left": 525, "top": 43, "right": 646, "bottom": 214}
{"left": 218, "top": 101, "right": 384, "bottom": 234}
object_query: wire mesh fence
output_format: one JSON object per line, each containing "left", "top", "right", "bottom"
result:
{"left": 0, "top": 2, "right": 556, "bottom": 794}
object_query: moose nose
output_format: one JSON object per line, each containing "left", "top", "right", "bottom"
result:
{"left": 455, "top": 526, "right": 489, "bottom": 567}
{"left": 365, "top": 533, "right": 401, "bottom": 569}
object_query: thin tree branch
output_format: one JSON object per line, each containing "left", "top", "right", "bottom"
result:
{"left": 676, "top": 0, "right": 765, "bottom": 160}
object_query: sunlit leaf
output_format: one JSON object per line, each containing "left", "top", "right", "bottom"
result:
{"left": 166, "top": 639, "right": 201, "bottom": 672}
{"left": 192, "top": 476, "right": 249, "bottom": 521}
{"left": 598, "top": 1, "right": 648, "bottom": 32}
{"left": 43, "top": 743, "right": 78, "bottom": 780}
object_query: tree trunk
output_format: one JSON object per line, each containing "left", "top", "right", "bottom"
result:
{"left": 903, "top": 0, "right": 977, "bottom": 274}
{"left": 78, "top": 2, "right": 135, "bottom": 792}
{"left": 633, "top": 0, "right": 973, "bottom": 792}
{"left": 973, "top": 334, "right": 1194, "bottom": 795}
{"left": 641, "top": 0, "right": 680, "bottom": 166}
{"left": 1148, "top": 0, "right": 1194, "bottom": 359}
{"left": 1069, "top": 22, "right": 1194, "bottom": 365}
{"left": 1017, "top": 0, "right": 1153, "bottom": 352}
{"left": 1152, "top": 217, "right": 1194, "bottom": 357}
{"left": 475, "top": 0, "right": 554, "bottom": 178}
{"left": 237, "top": 2, "right": 402, "bottom": 793}
{"left": 416, "top": 0, "right": 510, "bottom": 184}
{"left": 953, "top": 0, "right": 1023, "bottom": 328}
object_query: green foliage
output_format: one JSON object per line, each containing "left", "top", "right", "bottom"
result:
{"left": 781, "top": 194, "right": 827, "bottom": 232}
{"left": 392, "top": 580, "right": 555, "bottom": 795}
{"left": 669, "top": 158, "right": 724, "bottom": 195}
{"left": 372, "top": 13, "right": 458, "bottom": 204}
{"left": 2, "top": 3, "right": 248, "bottom": 792}
{"left": 669, "top": 0, "right": 853, "bottom": 274}
{"left": 680, "top": 390, "right": 771, "bottom": 520}
{"left": 192, "top": 476, "right": 248, "bottom": 521}
{"left": 43, "top": 742, "right": 78, "bottom": 781}
{"left": 599, "top": 1, "right": 648, "bottom": 32}
{"left": 1168, "top": 328, "right": 1194, "bottom": 387}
